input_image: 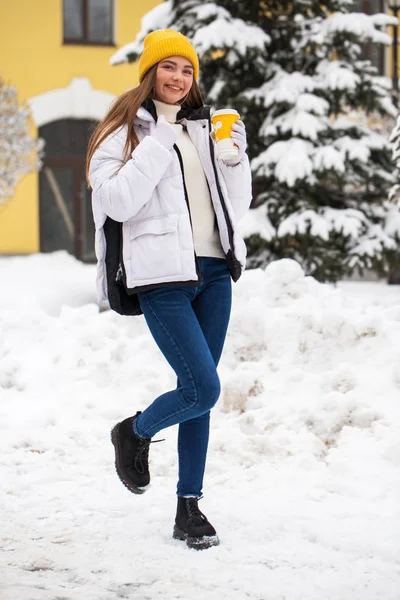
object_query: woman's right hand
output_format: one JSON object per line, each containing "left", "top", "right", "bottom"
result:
{"left": 151, "top": 115, "right": 180, "bottom": 150}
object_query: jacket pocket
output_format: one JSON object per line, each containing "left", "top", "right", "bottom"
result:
{"left": 129, "top": 214, "right": 182, "bottom": 280}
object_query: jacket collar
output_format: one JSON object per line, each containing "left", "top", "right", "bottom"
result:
{"left": 177, "top": 105, "right": 210, "bottom": 121}
{"left": 141, "top": 98, "right": 158, "bottom": 121}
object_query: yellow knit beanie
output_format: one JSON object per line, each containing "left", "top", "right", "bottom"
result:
{"left": 139, "top": 29, "right": 199, "bottom": 83}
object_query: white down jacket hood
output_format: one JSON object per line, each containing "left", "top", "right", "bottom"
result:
{"left": 89, "top": 101, "right": 252, "bottom": 313}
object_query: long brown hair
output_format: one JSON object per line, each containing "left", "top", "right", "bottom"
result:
{"left": 86, "top": 64, "right": 204, "bottom": 184}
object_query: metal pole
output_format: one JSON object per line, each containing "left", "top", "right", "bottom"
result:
{"left": 389, "top": 4, "right": 400, "bottom": 284}
{"left": 393, "top": 7, "right": 399, "bottom": 105}
{"left": 386, "top": 4, "right": 400, "bottom": 284}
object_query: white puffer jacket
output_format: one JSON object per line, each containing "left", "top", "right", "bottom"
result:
{"left": 89, "top": 102, "right": 252, "bottom": 312}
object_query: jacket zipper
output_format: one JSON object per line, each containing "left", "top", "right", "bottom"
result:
{"left": 207, "top": 121, "right": 235, "bottom": 250}
{"left": 174, "top": 143, "right": 202, "bottom": 285}
{"left": 116, "top": 222, "right": 127, "bottom": 286}
{"left": 207, "top": 120, "right": 242, "bottom": 281}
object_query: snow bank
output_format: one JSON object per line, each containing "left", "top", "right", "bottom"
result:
{"left": 0, "top": 252, "right": 97, "bottom": 316}
{"left": 1, "top": 253, "right": 399, "bottom": 600}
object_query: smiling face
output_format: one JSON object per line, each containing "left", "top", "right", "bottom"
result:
{"left": 153, "top": 55, "right": 194, "bottom": 105}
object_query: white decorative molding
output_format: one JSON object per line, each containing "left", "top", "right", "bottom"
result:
{"left": 28, "top": 77, "right": 115, "bottom": 126}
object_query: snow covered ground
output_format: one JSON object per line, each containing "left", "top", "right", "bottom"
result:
{"left": 1, "top": 252, "right": 399, "bottom": 600}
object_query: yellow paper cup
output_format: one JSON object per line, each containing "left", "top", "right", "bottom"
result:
{"left": 211, "top": 109, "right": 240, "bottom": 160}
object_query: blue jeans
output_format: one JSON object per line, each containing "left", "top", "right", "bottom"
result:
{"left": 134, "top": 257, "right": 232, "bottom": 497}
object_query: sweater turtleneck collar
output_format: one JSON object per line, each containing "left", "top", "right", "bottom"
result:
{"left": 153, "top": 100, "right": 181, "bottom": 124}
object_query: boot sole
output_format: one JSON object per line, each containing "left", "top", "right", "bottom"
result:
{"left": 173, "top": 525, "right": 220, "bottom": 550}
{"left": 110, "top": 424, "right": 149, "bottom": 495}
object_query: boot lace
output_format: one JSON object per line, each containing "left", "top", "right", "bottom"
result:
{"left": 132, "top": 438, "right": 163, "bottom": 474}
{"left": 186, "top": 498, "right": 208, "bottom": 527}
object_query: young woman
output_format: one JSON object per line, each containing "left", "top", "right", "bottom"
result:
{"left": 87, "top": 29, "right": 252, "bottom": 550}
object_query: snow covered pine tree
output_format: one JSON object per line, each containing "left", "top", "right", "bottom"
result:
{"left": 111, "top": 1, "right": 399, "bottom": 282}
{"left": 0, "top": 76, "right": 43, "bottom": 202}
{"left": 387, "top": 113, "right": 400, "bottom": 283}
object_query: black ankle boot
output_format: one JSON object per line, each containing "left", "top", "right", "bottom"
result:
{"left": 110, "top": 412, "right": 152, "bottom": 494}
{"left": 173, "top": 497, "right": 220, "bottom": 550}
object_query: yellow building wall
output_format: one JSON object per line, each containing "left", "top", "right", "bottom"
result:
{"left": 0, "top": 0, "right": 161, "bottom": 254}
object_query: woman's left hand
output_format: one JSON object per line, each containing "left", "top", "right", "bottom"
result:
{"left": 230, "top": 120, "right": 247, "bottom": 161}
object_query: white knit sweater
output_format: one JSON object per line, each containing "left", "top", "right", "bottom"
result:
{"left": 153, "top": 100, "right": 224, "bottom": 259}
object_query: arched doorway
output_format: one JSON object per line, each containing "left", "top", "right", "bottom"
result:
{"left": 38, "top": 118, "right": 97, "bottom": 261}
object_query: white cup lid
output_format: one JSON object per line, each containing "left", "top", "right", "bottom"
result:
{"left": 212, "top": 109, "right": 240, "bottom": 117}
